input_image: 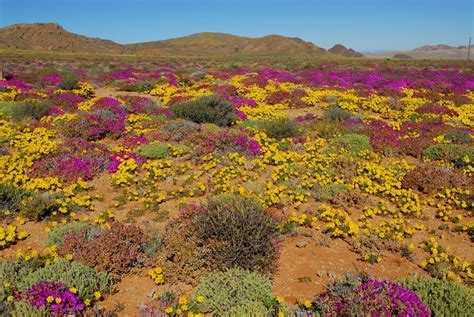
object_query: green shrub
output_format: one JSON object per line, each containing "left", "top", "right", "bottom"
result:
{"left": 135, "top": 143, "right": 171, "bottom": 159}
{"left": 172, "top": 95, "right": 237, "bottom": 127}
{"left": 0, "top": 183, "right": 29, "bottom": 217}
{"left": 0, "top": 101, "right": 15, "bottom": 117}
{"left": 18, "top": 259, "right": 113, "bottom": 300}
{"left": 399, "top": 276, "right": 474, "bottom": 316}
{"left": 0, "top": 257, "right": 45, "bottom": 287}
{"left": 445, "top": 130, "right": 473, "bottom": 144}
{"left": 11, "top": 101, "right": 52, "bottom": 120}
{"left": 196, "top": 194, "right": 278, "bottom": 274}
{"left": 195, "top": 268, "right": 275, "bottom": 316}
{"left": 331, "top": 133, "right": 372, "bottom": 156}
{"left": 120, "top": 82, "right": 155, "bottom": 92}
{"left": 20, "top": 192, "right": 63, "bottom": 221}
{"left": 58, "top": 73, "right": 79, "bottom": 90}
{"left": 423, "top": 144, "right": 474, "bottom": 167}
{"left": 322, "top": 106, "right": 353, "bottom": 123}
{"left": 309, "top": 120, "right": 341, "bottom": 138}
{"left": 259, "top": 118, "right": 300, "bottom": 139}
{"left": 45, "top": 221, "right": 98, "bottom": 247}
{"left": 311, "top": 183, "right": 353, "bottom": 204}
{"left": 10, "top": 300, "right": 48, "bottom": 317}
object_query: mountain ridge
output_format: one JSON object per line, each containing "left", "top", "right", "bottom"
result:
{"left": 0, "top": 23, "right": 362, "bottom": 58}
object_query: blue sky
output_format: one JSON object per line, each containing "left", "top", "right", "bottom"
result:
{"left": 0, "top": 0, "right": 472, "bottom": 51}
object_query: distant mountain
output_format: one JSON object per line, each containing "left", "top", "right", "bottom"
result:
{"left": 412, "top": 44, "right": 473, "bottom": 51}
{"left": 364, "top": 43, "right": 472, "bottom": 60}
{"left": 392, "top": 53, "right": 413, "bottom": 60}
{"left": 0, "top": 23, "right": 341, "bottom": 58}
{"left": 328, "top": 44, "right": 363, "bottom": 57}
{"left": 126, "top": 32, "right": 329, "bottom": 57}
{"left": 0, "top": 23, "right": 123, "bottom": 54}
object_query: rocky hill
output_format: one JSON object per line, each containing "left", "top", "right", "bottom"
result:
{"left": 0, "top": 23, "right": 123, "bottom": 54}
{"left": 328, "top": 44, "right": 363, "bottom": 57}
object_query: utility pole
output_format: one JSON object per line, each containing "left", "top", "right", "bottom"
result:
{"left": 468, "top": 37, "right": 472, "bottom": 61}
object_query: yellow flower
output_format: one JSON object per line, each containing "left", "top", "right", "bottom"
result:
{"left": 46, "top": 296, "right": 54, "bottom": 303}
{"left": 276, "top": 296, "right": 284, "bottom": 303}
{"left": 197, "top": 295, "right": 204, "bottom": 303}
{"left": 94, "top": 291, "right": 101, "bottom": 300}
{"left": 7, "top": 295, "right": 13, "bottom": 302}
{"left": 69, "top": 287, "right": 77, "bottom": 294}
{"left": 304, "top": 300, "right": 312, "bottom": 308}
{"left": 55, "top": 297, "right": 62, "bottom": 304}
{"left": 165, "top": 306, "right": 174, "bottom": 314}
{"left": 84, "top": 299, "right": 91, "bottom": 306}
{"left": 178, "top": 296, "right": 187, "bottom": 305}
{"left": 65, "top": 254, "right": 74, "bottom": 261}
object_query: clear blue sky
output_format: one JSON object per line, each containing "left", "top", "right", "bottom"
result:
{"left": 0, "top": 0, "right": 472, "bottom": 51}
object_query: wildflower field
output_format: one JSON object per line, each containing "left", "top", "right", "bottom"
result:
{"left": 0, "top": 55, "right": 473, "bottom": 316}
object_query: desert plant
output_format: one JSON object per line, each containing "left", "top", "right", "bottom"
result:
{"left": 256, "top": 118, "right": 300, "bottom": 139}
{"left": 11, "top": 100, "right": 52, "bottom": 120}
{"left": 399, "top": 276, "right": 474, "bottom": 316}
{"left": 10, "top": 300, "right": 49, "bottom": 317}
{"left": 322, "top": 105, "right": 353, "bottom": 123}
{"left": 0, "top": 101, "right": 16, "bottom": 117}
{"left": 135, "top": 143, "right": 171, "bottom": 159}
{"left": 17, "top": 259, "right": 113, "bottom": 301}
{"left": 195, "top": 268, "right": 275, "bottom": 316}
{"left": 331, "top": 133, "right": 372, "bottom": 156}
{"left": 20, "top": 192, "right": 63, "bottom": 221}
{"left": 58, "top": 73, "right": 79, "bottom": 90}
{"left": 423, "top": 144, "right": 474, "bottom": 168}
{"left": 401, "top": 163, "right": 469, "bottom": 194}
{"left": 172, "top": 95, "right": 237, "bottom": 127}
{"left": 45, "top": 221, "right": 98, "bottom": 247}
{"left": 58, "top": 222, "right": 148, "bottom": 279}
{"left": 195, "top": 194, "right": 279, "bottom": 274}
{"left": 0, "top": 257, "right": 45, "bottom": 288}
{"left": 0, "top": 183, "right": 29, "bottom": 217}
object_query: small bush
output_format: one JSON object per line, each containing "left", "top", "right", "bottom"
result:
{"left": 164, "top": 120, "right": 202, "bottom": 142}
{"left": 17, "top": 259, "right": 113, "bottom": 301}
{"left": 58, "top": 73, "right": 79, "bottom": 90}
{"left": 135, "top": 143, "right": 171, "bottom": 159}
{"left": 195, "top": 268, "right": 275, "bottom": 316}
{"left": 322, "top": 106, "right": 353, "bottom": 123}
{"left": 195, "top": 194, "right": 279, "bottom": 274}
{"left": 11, "top": 101, "right": 52, "bottom": 120}
{"left": 172, "top": 95, "right": 237, "bottom": 127}
{"left": 45, "top": 221, "right": 98, "bottom": 247}
{"left": 20, "top": 192, "right": 63, "bottom": 221}
{"left": 0, "top": 257, "right": 45, "bottom": 287}
{"left": 120, "top": 82, "right": 155, "bottom": 93}
{"left": 423, "top": 144, "right": 474, "bottom": 167}
{"left": 0, "top": 101, "right": 15, "bottom": 117}
{"left": 159, "top": 195, "right": 279, "bottom": 285}
{"left": 331, "top": 133, "right": 372, "bottom": 156}
{"left": 399, "top": 276, "right": 474, "bottom": 316}
{"left": 259, "top": 118, "right": 300, "bottom": 139}
{"left": 0, "top": 183, "right": 29, "bottom": 217}
{"left": 444, "top": 130, "right": 473, "bottom": 144}
{"left": 10, "top": 300, "right": 49, "bottom": 317}
{"left": 402, "top": 163, "right": 469, "bottom": 194}
{"left": 58, "top": 222, "right": 148, "bottom": 279}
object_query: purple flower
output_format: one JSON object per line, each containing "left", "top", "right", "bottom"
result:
{"left": 23, "top": 281, "right": 85, "bottom": 315}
